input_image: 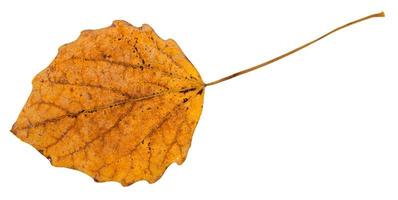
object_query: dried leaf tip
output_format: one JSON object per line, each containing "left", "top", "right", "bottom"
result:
{"left": 205, "top": 11, "right": 385, "bottom": 87}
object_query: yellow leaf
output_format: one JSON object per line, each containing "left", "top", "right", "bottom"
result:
{"left": 12, "top": 20, "right": 204, "bottom": 186}
{"left": 11, "top": 12, "right": 384, "bottom": 186}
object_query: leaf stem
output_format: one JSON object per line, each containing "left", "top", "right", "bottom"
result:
{"left": 205, "top": 11, "right": 385, "bottom": 87}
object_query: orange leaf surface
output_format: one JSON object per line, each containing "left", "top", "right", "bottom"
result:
{"left": 11, "top": 20, "right": 205, "bottom": 186}
{"left": 11, "top": 12, "right": 383, "bottom": 186}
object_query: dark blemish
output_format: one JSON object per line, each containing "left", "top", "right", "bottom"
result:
{"left": 197, "top": 89, "right": 203, "bottom": 95}
{"left": 183, "top": 98, "right": 188, "bottom": 103}
{"left": 103, "top": 54, "right": 112, "bottom": 59}
{"left": 139, "top": 66, "right": 144, "bottom": 70}
{"left": 180, "top": 88, "right": 196, "bottom": 94}
{"left": 147, "top": 107, "right": 151, "bottom": 110}
{"left": 118, "top": 38, "right": 122, "bottom": 41}
{"left": 141, "top": 140, "right": 145, "bottom": 144}
{"left": 71, "top": 114, "right": 79, "bottom": 118}
{"left": 148, "top": 142, "right": 151, "bottom": 151}
{"left": 84, "top": 114, "right": 87, "bottom": 117}
{"left": 93, "top": 178, "right": 100, "bottom": 182}
{"left": 79, "top": 94, "right": 83, "bottom": 97}
{"left": 87, "top": 109, "right": 96, "bottom": 113}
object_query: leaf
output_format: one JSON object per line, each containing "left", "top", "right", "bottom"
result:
{"left": 11, "top": 12, "right": 383, "bottom": 186}
{"left": 11, "top": 20, "right": 205, "bottom": 186}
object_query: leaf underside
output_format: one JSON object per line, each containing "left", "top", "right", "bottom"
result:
{"left": 11, "top": 20, "right": 205, "bottom": 186}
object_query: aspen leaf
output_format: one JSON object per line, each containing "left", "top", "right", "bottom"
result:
{"left": 11, "top": 12, "right": 384, "bottom": 186}
{"left": 12, "top": 21, "right": 204, "bottom": 186}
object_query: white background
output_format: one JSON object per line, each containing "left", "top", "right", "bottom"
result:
{"left": 0, "top": 0, "right": 397, "bottom": 199}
